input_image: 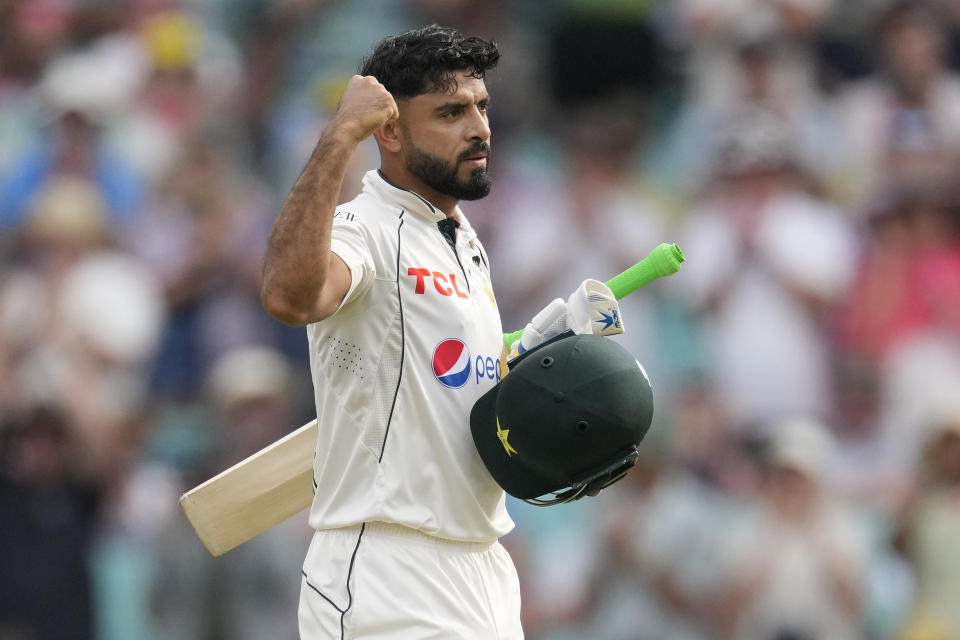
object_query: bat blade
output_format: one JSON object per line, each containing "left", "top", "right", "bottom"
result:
{"left": 179, "top": 419, "right": 317, "bottom": 556}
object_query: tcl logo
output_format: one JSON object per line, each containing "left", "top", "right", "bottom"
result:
{"left": 408, "top": 267, "right": 469, "bottom": 298}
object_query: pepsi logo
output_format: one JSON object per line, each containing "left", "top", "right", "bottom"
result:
{"left": 432, "top": 339, "right": 471, "bottom": 388}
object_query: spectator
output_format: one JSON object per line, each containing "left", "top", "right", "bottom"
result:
{"left": 0, "top": 176, "right": 163, "bottom": 471}
{"left": 0, "top": 0, "right": 73, "bottom": 177}
{"left": 896, "top": 403, "right": 960, "bottom": 640}
{"left": 658, "top": 18, "right": 841, "bottom": 195}
{"left": 836, "top": 173, "right": 960, "bottom": 461}
{"left": 131, "top": 134, "right": 278, "bottom": 400}
{"left": 0, "top": 40, "right": 148, "bottom": 232}
{"left": 674, "top": 107, "right": 857, "bottom": 430}
{"left": 665, "top": 0, "right": 833, "bottom": 118}
{"left": 836, "top": 175, "right": 960, "bottom": 367}
{"left": 576, "top": 387, "right": 760, "bottom": 640}
{"left": 836, "top": 0, "right": 960, "bottom": 209}
{"left": 714, "top": 417, "right": 868, "bottom": 640}
{"left": 0, "top": 405, "right": 102, "bottom": 640}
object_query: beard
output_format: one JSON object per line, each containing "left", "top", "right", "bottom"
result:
{"left": 405, "top": 140, "right": 491, "bottom": 201}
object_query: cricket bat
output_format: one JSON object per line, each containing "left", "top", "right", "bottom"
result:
{"left": 180, "top": 243, "right": 685, "bottom": 556}
{"left": 180, "top": 419, "right": 317, "bottom": 556}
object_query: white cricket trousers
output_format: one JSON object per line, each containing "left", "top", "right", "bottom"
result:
{"left": 298, "top": 522, "right": 524, "bottom": 639}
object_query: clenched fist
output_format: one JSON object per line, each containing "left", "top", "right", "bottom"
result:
{"left": 330, "top": 75, "right": 399, "bottom": 143}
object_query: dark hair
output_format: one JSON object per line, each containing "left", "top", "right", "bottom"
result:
{"left": 359, "top": 25, "right": 499, "bottom": 99}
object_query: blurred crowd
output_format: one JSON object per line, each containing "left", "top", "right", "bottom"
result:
{"left": 3, "top": 0, "right": 960, "bottom": 639}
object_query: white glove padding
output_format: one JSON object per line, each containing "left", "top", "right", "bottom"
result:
{"left": 509, "top": 280, "right": 625, "bottom": 359}
{"left": 565, "top": 279, "right": 624, "bottom": 337}
{"left": 511, "top": 297, "right": 567, "bottom": 358}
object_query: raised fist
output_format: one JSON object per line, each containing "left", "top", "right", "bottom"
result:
{"left": 331, "top": 75, "right": 399, "bottom": 143}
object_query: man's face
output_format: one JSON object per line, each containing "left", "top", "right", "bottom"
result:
{"left": 884, "top": 20, "right": 942, "bottom": 90}
{"left": 399, "top": 73, "right": 491, "bottom": 201}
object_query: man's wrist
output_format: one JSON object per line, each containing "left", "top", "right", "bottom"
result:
{"left": 324, "top": 119, "right": 367, "bottom": 148}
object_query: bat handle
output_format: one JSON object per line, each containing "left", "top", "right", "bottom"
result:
{"left": 606, "top": 242, "right": 685, "bottom": 300}
{"left": 502, "top": 243, "right": 685, "bottom": 348}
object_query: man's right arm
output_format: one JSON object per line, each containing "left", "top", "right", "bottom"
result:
{"left": 260, "top": 75, "right": 398, "bottom": 326}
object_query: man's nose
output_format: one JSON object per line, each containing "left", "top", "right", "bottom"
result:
{"left": 466, "top": 107, "right": 490, "bottom": 141}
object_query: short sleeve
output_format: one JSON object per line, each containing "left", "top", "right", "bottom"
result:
{"left": 330, "top": 217, "right": 375, "bottom": 310}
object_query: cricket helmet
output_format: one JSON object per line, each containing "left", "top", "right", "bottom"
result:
{"left": 470, "top": 331, "right": 654, "bottom": 506}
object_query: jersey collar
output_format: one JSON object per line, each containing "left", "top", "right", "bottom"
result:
{"left": 364, "top": 170, "right": 460, "bottom": 224}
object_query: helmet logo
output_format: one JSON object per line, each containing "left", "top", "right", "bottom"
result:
{"left": 496, "top": 417, "right": 518, "bottom": 457}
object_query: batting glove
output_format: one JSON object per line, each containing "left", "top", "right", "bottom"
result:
{"left": 509, "top": 279, "right": 624, "bottom": 359}
{"left": 566, "top": 278, "right": 624, "bottom": 337}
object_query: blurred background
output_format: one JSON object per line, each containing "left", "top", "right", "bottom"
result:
{"left": 4, "top": 0, "right": 960, "bottom": 638}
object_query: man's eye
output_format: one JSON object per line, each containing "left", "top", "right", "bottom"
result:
{"left": 444, "top": 108, "right": 462, "bottom": 118}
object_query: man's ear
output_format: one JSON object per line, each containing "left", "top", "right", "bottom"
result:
{"left": 374, "top": 118, "right": 403, "bottom": 154}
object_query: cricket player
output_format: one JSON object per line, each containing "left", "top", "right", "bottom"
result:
{"left": 260, "top": 25, "right": 624, "bottom": 639}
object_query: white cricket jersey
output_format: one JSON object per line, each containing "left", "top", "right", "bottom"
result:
{"left": 305, "top": 170, "right": 514, "bottom": 543}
